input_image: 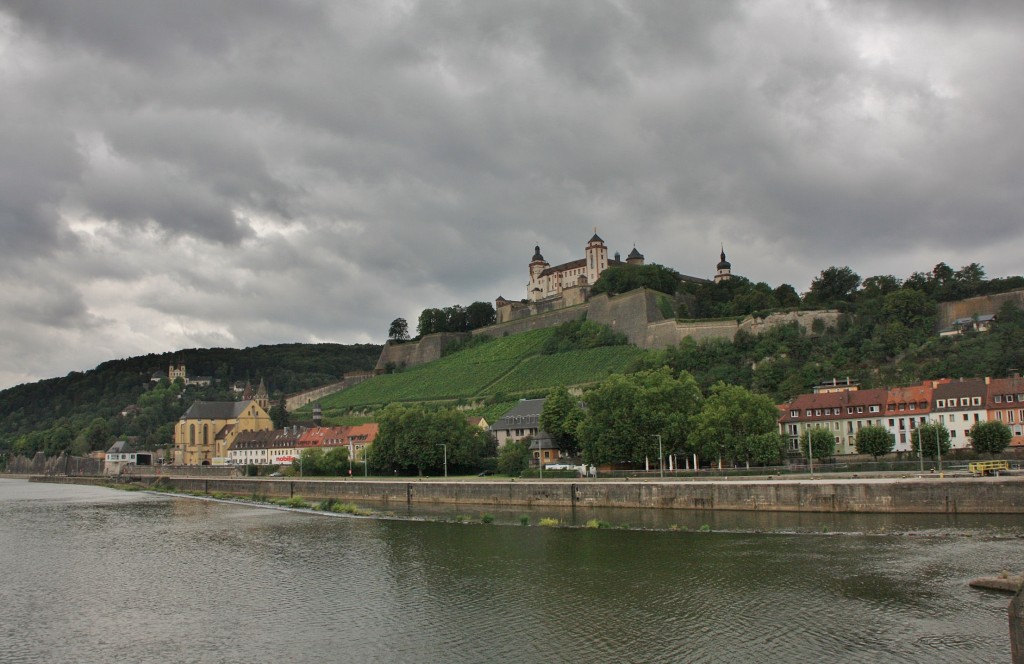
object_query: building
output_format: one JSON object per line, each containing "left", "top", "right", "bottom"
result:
{"left": 778, "top": 388, "right": 889, "bottom": 456}
{"left": 986, "top": 375, "right": 1024, "bottom": 446}
{"left": 528, "top": 432, "right": 562, "bottom": 467}
{"left": 714, "top": 247, "right": 732, "bottom": 283}
{"left": 931, "top": 378, "right": 987, "bottom": 449}
{"left": 490, "top": 399, "right": 545, "bottom": 448}
{"left": 175, "top": 399, "right": 273, "bottom": 465}
{"left": 296, "top": 424, "right": 380, "bottom": 465}
{"left": 939, "top": 314, "right": 997, "bottom": 337}
{"left": 527, "top": 233, "right": 625, "bottom": 303}
{"left": 882, "top": 381, "right": 938, "bottom": 452}
{"left": 105, "top": 440, "right": 153, "bottom": 475}
{"left": 229, "top": 427, "right": 305, "bottom": 466}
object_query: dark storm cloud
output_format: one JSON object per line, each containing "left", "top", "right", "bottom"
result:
{"left": 0, "top": 0, "right": 1023, "bottom": 388}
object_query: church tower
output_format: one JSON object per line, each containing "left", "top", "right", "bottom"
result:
{"left": 714, "top": 246, "right": 732, "bottom": 283}
{"left": 254, "top": 378, "right": 270, "bottom": 412}
{"left": 528, "top": 245, "right": 549, "bottom": 301}
{"left": 584, "top": 232, "right": 608, "bottom": 286}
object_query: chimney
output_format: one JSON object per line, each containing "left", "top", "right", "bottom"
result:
{"left": 985, "top": 376, "right": 991, "bottom": 384}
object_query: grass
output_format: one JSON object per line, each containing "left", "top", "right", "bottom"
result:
{"left": 585, "top": 518, "right": 611, "bottom": 529}
{"left": 312, "top": 327, "right": 649, "bottom": 412}
{"left": 538, "top": 517, "right": 560, "bottom": 527}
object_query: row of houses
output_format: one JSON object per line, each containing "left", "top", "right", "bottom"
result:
{"left": 779, "top": 375, "right": 1024, "bottom": 454}
{"left": 228, "top": 424, "right": 379, "bottom": 466}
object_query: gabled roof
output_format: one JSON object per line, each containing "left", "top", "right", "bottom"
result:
{"left": 491, "top": 399, "right": 546, "bottom": 431}
{"left": 180, "top": 400, "right": 255, "bottom": 420}
{"left": 933, "top": 378, "right": 987, "bottom": 408}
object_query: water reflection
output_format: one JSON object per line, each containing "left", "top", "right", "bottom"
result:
{"left": 0, "top": 479, "right": 1017, "bottom": 664}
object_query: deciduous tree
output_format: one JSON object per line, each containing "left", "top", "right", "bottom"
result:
{"left": 909, "top": 422, "right": 951, "bottom": 458}
{"left": 855, "top": 425, "right": 895, "bottom": 459}
{"left": 800, "top": 427, "right": 836, "bottom": 461}
{"left": 689, "top": 383, "right": 781, "bottom": 467}
{"left": 970, "top": 420, "right": 1012, "bottom": 457}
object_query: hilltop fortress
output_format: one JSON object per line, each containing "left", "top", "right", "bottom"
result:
{"left": 375, "top": 233, "right": 839, "bottom": 373}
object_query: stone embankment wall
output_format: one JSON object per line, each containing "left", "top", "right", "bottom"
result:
{"left": 373, "top": 332, "right": 470, "bottom": 373}
{"left": 94, "top": 476, "right": 1024, "bottom": 514}
{"left": 936, "top": 289, "right": 1024, "bottom": 330}
{"left": 6, "top": 452, "right": 102, "bottom": 476}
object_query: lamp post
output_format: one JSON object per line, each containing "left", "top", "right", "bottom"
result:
{"left": 652, "top": 434, "right": 664, "bottom": 478}
{"left": 917, "top": 427, "right": 924, "bottom": 473}
{"left": 935, "top": 425, "right": 942, "bottom": 474}
{"left": 805, "top": 427, "right": 814, "bottom": 478}
{"left": 436, "top": 444, "right": 447, "bottom": 478}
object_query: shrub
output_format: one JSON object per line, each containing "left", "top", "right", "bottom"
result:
{"left": 480, "top": 513, "right": 495, "bottom": 524}
{"left": 539, "top": 517, "right": 560, "bottom": 527}
{"left": 585, "top": 519, "right": 611, "bottom": 529}
{"left": 519, "top": 515, "right": 530, "bottom": 526}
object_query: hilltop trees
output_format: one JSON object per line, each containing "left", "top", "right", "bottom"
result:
{"left": 805, "top": 266, "right": 861, "bottom": 307}
{"left": 591, "top": 263, "right": 683, "bottom": 297}
{"left": 388, "top": 318, "right": 409, "bottom": 341}
{"left": 416, "top": 302, "right": 496, "bottom": 336}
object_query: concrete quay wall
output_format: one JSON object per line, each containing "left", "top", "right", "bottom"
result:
{"left": 110, "top": 476, "right": 1024, "bottom": 514}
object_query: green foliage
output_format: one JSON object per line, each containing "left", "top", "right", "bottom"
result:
{"left": 519, "top": 515, "right": 530, "bottom": 526}
{"left": 578, "top": 368, "right": 703, "bottom": 466}
{"left": 538, "top": 517, "right": 560, "bottom": 527}
{"left": 805, "top": 266, "right": 861, "bottom": 306}
{"left": 585, "top": 519, "right": 611, "bottom": 529}
{"left": 591, "top": 263, "right": 684, "bottom": 297}
{"left": 855, "top": 425, "right": 895, "bottom": 459}
{"left": 417, "top": 301, "right": 496, "bottom": 336}
{"left": 368, "top": 403, "right": 494, "bottom": 475}
{"left": 297, "top": 446, "right": 350, "bottom": 476}
{"left": 689, "top": 383, "right": 782, "bottom": 466}
{"left": 497, "top": 439, "right": 530, "bottom": 476}
{"left": 540, "top": 386, "right": 585, "bottom": 455}
{"left": 541, "top": 320, "right": 628, "bottom": 354}
{"left": 388, "top": 318, "right": 410, "bottom": 341}
{"left": 970, "top": 420, "right": 1012, "bottom": 456}
{"left": 0, "top": 343, "right": 379, "bottom": 456}
{"left": 909, "top": 422, "right": 951, "bottom": 458}
{"left": 480, "top": 513, "right": 495, "bottom": 524}
{"left": 800, "top": 428, "right": 836, "bottom": 461}
{"left": 269, "top": 396, "right": 291, "bottom": 429}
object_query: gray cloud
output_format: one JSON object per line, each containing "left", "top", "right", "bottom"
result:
{"left": 0, "top": 0, "right": 1022, "bottom": 388}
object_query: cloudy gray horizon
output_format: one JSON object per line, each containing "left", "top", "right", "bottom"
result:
{"left": 2, "top": 0, "right": 1022, "bottom": 390}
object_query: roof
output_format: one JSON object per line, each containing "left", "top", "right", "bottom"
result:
{"left": 778, "top": 387, "right": 888, "bottom": 423}
{"left": 230, "top": 428, "right": 307, "bottom": 451}
{"left": 180, "top": 400, "right": 254, "bottom": 420}
{"left": 589, "top": 233, "right": 604, "bottom": 244}
{"left": 107, "top": 440, "right": 138, "bottom": 454}
{"left": 717, "top": 248, "right": 731, "bottom": 270}
{"left": 933, "top": 378, "right": 987, "bottom": 408}
{"left": 491, "top": 399, "right": 546, "bottom": 431}
{"left": 532, "top": 245, "right": 545, "bottom": 262}
{"left": 627, "top": 247, "right": 643, "bottom": 260}
{"left": 539, "top": 257, "right": 625, "bottom": 278}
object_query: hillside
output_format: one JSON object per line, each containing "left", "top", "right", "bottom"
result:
{"left": 0, "top": 343, "right": 380, "bottom": 457}
{"left": 310, "top": 328, "right": 645, "bottom": 419}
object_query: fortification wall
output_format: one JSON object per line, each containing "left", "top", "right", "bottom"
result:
{"left": 373, "top": 332, "right": 470, "bottom": 373}
{"left": 937, "top": 289, "right": 1024, "bottom": 330}
{"left": 472, "top": 304, "right": 589, "bottom": 339}
{"left": 739, "top": 310, "right": 841, "bottom": 337}
{"left": 587, "top": 289, "right": 666, "bottom": 345}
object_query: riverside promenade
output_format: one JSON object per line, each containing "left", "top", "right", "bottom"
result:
{"left": 37, "top": 472, "right": 1024, "bottom": 514}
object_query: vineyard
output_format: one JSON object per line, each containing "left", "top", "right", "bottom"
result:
{"left": 312, "top": 327, "right": 649, "bottom": 418}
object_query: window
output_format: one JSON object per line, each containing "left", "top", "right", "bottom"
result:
{"left": 936, "top": 399, "right": 945, "bottom": 408}
{"left": 888, "top": 419, "right": 895, "bottom": 427}
{"left": 963, "top": 414, "right": 969, "bottom": 421}
{"left": 909, "top": 403, "right": 916, "bottom": 411}
{"left": 848, "top": 407, "right": 854, "bottom": 414}
{"left": 806, "top": 410, "right": 812, "bottom": 417}
{"left": 815, "top": 409, "right": 821, "bottom": 416}
{"left": 949, "top": 414, "right": 955, "bottom": 423}
{"left": 1010, "top": 410, "right": 1016, "bottom": 424}
{"left": 972, "top": 397, "right": 982, "bottom": 406}
{"left": 974, "top": 413, "right": 980, "bottom": 422}
{"left": 1009, "top": 395, "right": 1016, "bottom": 403}
{"left": 996, "top": 411, "right": 1003, "bottom": 421}
{"left": 790, "top": 410, "right": 799, "bottom": 418}
{"left": 857, "top": 406, "right": 864, "bottom": 413}
{"left": 898, "top": 403, "right": 906, "bottom": 411}
{"left": 869, "top": 405, "right": 880, "bottom": 413}
{"left": 950, "top": 430, "right": 957, "bottom": 437}
{"left": 995, "top": 395, "right": 1002, "bottom": 403}
{"left": 961, "top": 397, "right": 970, "bottom": 406}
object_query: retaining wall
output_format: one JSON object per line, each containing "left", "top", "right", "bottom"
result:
{"left": 94, "top": 476, "right": 1024, "bottom": 514}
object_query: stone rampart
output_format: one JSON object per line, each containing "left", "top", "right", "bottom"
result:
{"left": 99, "top": 476, "right": 1024, "bottom": 514}
{"left": 373, "top": 332, "right": 470, "bottom": 373}
{"left": 473, "top": 304, "right": 589, "bottom": 340}
{"left": 937, "top": 289, "right": 1024, "bottom": 330}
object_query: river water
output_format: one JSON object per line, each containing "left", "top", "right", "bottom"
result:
{"left": 0, "top": 478, "right": 1019, "bottom": 663}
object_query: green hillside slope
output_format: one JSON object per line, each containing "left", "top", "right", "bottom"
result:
{"left": 314, "top": 328, "right": 647, "bottom": 416}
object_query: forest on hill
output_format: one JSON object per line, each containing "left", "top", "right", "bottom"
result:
{"left": 0, "top": 343, "right": 380, "bottom": 458}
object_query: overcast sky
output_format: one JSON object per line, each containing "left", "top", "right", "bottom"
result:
{"left": 1, "top": 1, "right": 1022, "bottom": 390}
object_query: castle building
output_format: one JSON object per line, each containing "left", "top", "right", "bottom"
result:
{"left": 527, "top": 233, "right": 631, "bottom": 302}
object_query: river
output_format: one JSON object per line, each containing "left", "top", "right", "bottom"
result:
{"left": 0, "top": 478, "right": 1019, "bottom": 663}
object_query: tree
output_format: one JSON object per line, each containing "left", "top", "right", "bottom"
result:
{"left": 388, "top": 318, "right": 409, "bottom": 341}
{"left": 800, "top": 428, "right": 836, "bottom": 461}
{"left": 465, "top": 301, "right": 496, "bottom": 330}
{"left": 578, "top": 368, "right": 703, "bottom": 467}
{"left": 855, "top": 425, "right": 895, "bottom": 459}
{"left": 773, "top": 284, "right": 801, "bottom": 308}
{"left": 909, "top": 422, "right": 951, "bottom": 459}
{"left": 591, "top": 263, "right": 682, "bottom": 297}
{"left": 497, "top": 439, "right": 530, "bottom": 476}
{"left": 269, "top": 396, "right": 290, "bottom": 429}
{"left": 806, "top": 266, "right": 861, "bottom": 306}
{"left": 689, "top": 383, "right": 782, "bottom": 467}
{"left": 970, "top": 421, "right": 1012, "bottom": 457}
{"left": 369, "top": 404, "right": 491, "bottom": 475}
{"left": 540, "top": 386, "right": 584, "bottom": 455}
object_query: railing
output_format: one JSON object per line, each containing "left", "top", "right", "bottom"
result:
{"left": 969, "top": 460, "right": 1010, "bottom": 476}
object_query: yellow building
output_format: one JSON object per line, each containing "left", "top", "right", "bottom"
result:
{"left": 174, "top": 400, "right": 273, "bottom": 465}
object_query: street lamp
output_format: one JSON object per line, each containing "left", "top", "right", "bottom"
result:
{"left": 935, "top": 425, "right": 942, "bottom": 474}
{"left": 917, "top": 427, "right": 924, "bottom": 473}
{"left": 652, "top": 434, "right": 664, "bottom": 478}
{"left": 436, "top": 444, "right": 447, "bottom": 478}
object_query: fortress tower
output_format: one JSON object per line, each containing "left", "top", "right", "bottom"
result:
{"left": 715, "top": 246, "right": 732, "bottom": 283}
